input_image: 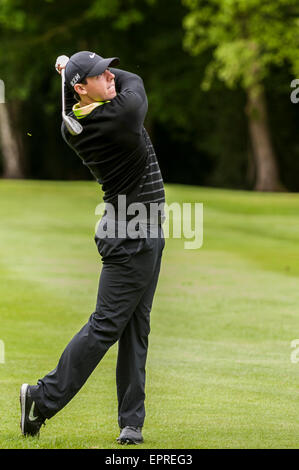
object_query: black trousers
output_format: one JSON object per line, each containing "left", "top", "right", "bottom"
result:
{"left": 31, "top": 219, "right": 164, "bottom": 428}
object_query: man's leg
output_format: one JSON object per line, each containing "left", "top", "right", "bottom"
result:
{"left": 116, "top": 239, "right": 164, "bottom": 429}
{"left": 30, "top": 239, "right": 157, "bottom": 420}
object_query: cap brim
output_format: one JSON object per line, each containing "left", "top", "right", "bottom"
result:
{"left": 87, "top": 57, "right": 120, "bottom": 77}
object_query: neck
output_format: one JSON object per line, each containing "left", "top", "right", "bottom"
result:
{"left": 79, "top": 97, "right": 95, "bottom": 107}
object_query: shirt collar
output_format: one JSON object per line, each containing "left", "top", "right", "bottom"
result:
{"left": 72, "top": 100, "right": 110, "bottom": 119}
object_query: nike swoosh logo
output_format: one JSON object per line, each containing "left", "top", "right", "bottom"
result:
{"left": 29, "top": 402, "right": 38, "bottom": 422}
{"left": 89, "top": 53, "right": 95, "bottom": 58}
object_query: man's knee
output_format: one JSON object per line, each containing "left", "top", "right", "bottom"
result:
{"left": 88, "top": 310, "right": 126, "bottom": 345}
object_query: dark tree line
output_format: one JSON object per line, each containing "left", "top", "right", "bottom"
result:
{"left": 1, "top": 0, "right": 299, "bottom": 191}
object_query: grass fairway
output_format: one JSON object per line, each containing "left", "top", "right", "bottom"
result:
{"left": 1, "top": 179, "right": 299, "bottom": 449}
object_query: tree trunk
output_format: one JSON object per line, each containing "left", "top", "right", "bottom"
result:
{"left": 246, "top": 84, "right": 283, "bottom": 191}
{"left": 0, "top": 103, "right": 24, "bottom": 178}
{"left": 0, "top": 102, "right": 24, "bottom": 178}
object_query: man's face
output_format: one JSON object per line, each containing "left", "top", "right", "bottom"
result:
{"left": 75, "top": 68, "right": 116, "bottom": 104}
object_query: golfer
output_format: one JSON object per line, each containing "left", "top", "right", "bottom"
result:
{"left": 20, "top": 51, "right": 165, "bottom": 445}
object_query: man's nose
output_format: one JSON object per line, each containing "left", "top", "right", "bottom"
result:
{"left": 106, "top": 69, "right": 115, "bottom": 79}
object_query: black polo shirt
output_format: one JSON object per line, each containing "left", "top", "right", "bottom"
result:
{"left": 61, "top": 68, "right": 165, "bottom": 218}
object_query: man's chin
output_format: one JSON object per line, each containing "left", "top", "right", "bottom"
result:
{"left": 95, "top": 91, "right": 116, "bottom": 102}
{"left": 109, "top": 90, "right": 117, "bottom": 99}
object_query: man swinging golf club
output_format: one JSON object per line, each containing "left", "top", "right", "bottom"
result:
{"left": 20, "top": 51, "right": 166, "bottom": 445}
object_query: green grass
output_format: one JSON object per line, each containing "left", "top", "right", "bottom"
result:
{"left": 1, "top": 179, "right": 299, "bottom": 449}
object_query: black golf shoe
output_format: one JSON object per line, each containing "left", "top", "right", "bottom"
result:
{"left": 20, "top": 383, "right": 45, "bottom": 437}
{"left": 117, "top": 426, "right": 144, "bottom": 445}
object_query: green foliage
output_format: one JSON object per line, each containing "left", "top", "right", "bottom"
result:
{"left": 0, "top": 0, "right": 26, "bottom": 31}
{"left": 0, "top": 0, "right": 299, "bottom": 191}
{"left": 87, "top": 0, "right": 144, "bottom": 29}
{"left": 183, "top": 0, "right": 299, "bottom": 89}
{"left": 0, "top": 0, "right": 151, "bottom": 100}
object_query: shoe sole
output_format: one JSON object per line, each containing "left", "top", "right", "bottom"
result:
{"left": 117, "top": 438, "right": 143, "bottom": 445}
{"left": 20, "top": 383, "right": 29, "bottom": 436}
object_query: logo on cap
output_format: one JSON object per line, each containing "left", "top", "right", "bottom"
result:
{"left": 70, "top": 73, "right": 81, "bottom": 87}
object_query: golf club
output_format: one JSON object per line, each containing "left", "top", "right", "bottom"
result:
{"left": 55, "top": 55, "right": 83, "bottom": 136}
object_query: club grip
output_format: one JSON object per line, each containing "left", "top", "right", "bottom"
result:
{"left": 55, "top": 55, "right": 69, "bottom": 72}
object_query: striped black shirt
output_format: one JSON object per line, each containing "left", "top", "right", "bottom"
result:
{"left": 62, "top": 68, "right": 165, "bottom": 222}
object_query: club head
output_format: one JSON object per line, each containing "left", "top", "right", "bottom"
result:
{"left": 63, "top": 114, "right": 83, "bottom": 135}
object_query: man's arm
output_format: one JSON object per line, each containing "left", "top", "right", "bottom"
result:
{"left": 109, "top": 68, "right": 148, "bottom": 130}
{"left": 110, "top": 68, "right": 146, "bottom": 102}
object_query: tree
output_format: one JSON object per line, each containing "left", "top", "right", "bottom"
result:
{"left": 0, "top": 103, "right": 23, "bottom": 178}
{"left": 182, "top": 0, "right": 299, "bottom": 191}
{"left": 0, "top": 0, "right": 26, "bottom": 178}
{"left": 0, "top": 0, "right": 151, "bottom": 179}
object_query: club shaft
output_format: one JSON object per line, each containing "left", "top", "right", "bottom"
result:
{"left": 61, "top": 69, "right": 66, "bottom": 117}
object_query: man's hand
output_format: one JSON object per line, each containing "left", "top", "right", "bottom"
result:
{"left": 55, "top": 55, "right": 69, "bottom": 74}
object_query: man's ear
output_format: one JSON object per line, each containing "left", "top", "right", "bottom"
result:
{"left": 74, "top": 83, "right": 87, "bottom": 96}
